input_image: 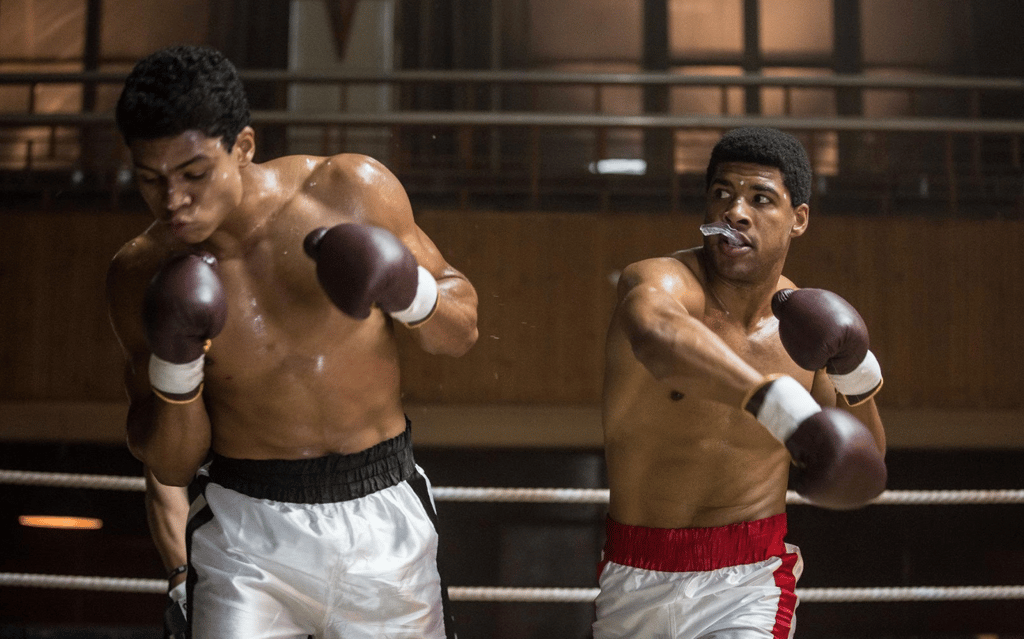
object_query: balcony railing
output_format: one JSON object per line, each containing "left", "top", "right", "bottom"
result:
{"left": 2, "top": 70, "right": 1023, "bottom": 214}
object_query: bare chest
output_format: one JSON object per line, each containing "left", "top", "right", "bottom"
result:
{"left": 704, "top": 310, "right": 802, "bottom": 380}
{"left": 202, "top": 229, "right": 356, "bottom": 386}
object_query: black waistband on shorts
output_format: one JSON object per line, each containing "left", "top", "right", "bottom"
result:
{"left": 207, "top": 419, "right": 416, "bottom": 504}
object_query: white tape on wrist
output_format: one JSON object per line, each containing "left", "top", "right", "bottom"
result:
{"left": 389, "top": 266, "right": 439, "bottom": 325}
{"left": 756, "top": 375, "right": 821, "bottom": 443}
{"left": 149, "top": 353, "right": 205, "bottom": 396}
{"left": 828, "top": 350, "right": 882, "bottom": 397}
{"left": 168, "top": 580, "right": 187, "bottom": 616}
{"left": 168, "top": 580, "right": 187, "bottom": 603}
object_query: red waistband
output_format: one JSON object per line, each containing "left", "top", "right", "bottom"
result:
{"left": 603, "top": 513, "right": 788, "bottom": 572}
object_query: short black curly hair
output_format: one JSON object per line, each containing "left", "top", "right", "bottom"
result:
{"left": 705, "top": 127, "right": 812, "bottom": 206}
{"left": 116, "top": 45, "right": 250, "bottom": 149}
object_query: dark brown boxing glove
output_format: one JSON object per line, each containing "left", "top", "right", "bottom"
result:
{"left": 304, "top": 224, "right": 438, "bottom": 325}
{"left": 744, "top": 375, "right": 887, "bottom": 510}
{"left": 143, "top": 251, "right": 227, "bottom": 402}
{"left": 772, "top": 288, "right": 883, "bottom": 405}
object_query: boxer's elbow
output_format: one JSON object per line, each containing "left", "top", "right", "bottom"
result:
{"left": 137, "top": 446, "right": 200, "bottom": 487}
{"left": 127, "top": 438, "right": 194, "bottom": 487}
{"left": 415, "top": 294, "right": 478, "bottom": 356}
{"left": 125, "top": 399, "right": 155, "bottom": 465}
{"left": 420, "top": 318, "right": 478, "bottom": 357}
{"left": 125, "top": 398, "right": 206, "bottom": 486}
{"left": 149, "top": 464, "right": 197, "bottom": 488}
{"left": 447, "top": 313, "right": 479, "bottom": 356}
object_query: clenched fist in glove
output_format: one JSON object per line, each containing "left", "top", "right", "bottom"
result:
{"left": 143, "top": 251, "right": 227, "bottom": 403}
{"left": 304, "top": 223, "right": 438, "bottom": 325}
{"left": 772, "top": 288, "right": 883, "bottom": 405}
{"left": 744, "top": 375, "right": 887, "bottom": 510}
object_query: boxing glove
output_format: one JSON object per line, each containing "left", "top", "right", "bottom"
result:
{"left": 772, "top": 288, "right": 883, "bottom": 405}
{"left": 143, "top": 252, "right": 227, "bottom": 402}
{"left": 304, "top": 223, "right": 438, "bottom": 325}
{"left": 164, "top": 579, "right": 187, "bottom": 639}
{"left": 745, "top": 375, "right": 887, "bottom": 509}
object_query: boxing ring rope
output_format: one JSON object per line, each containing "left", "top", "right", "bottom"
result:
{"left": 3, "top": 572, "right": 1024, "bottom": 605}
{"left": 3, "top": 469, "right": 1024, "bottom": 604}
{"left": 4, "top": 469, "right": 1024, "bottom": 506}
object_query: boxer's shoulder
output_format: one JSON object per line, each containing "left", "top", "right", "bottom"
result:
{"left": 267, "top": 152, "right": 394, "bottom": 191}
{"left": 262, "top": 153, "right": 404, "bottom": 226}
{"left": 618, "top": 252, "right": 707, "bottom": 313}
{"left": 621, "top": 254, "right": 695, "bottom": 287}
{"left": 108, "top": 226, "right": 179, "bottom": 291}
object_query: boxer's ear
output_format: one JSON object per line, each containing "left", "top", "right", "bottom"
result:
{"left": 790, "top": 202, "right": 809, "bottom": 238}
{"left": 233, "top": 127, "right": 255, "bottom": 166}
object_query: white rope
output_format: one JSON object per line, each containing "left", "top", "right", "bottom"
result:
{"left": 866, "top": 489, "right": 1024, "bottom": 505}
{"left": 0, "top": 572, "right": 164, "bottom": 594}
{"left": 3, "top": 573, "right": 1024, "bottom": 603}
{"left": 2, "top": 469, "right": 1024, "bottom": 506}
{"left": 449, "top": 586, "right": 600, "bottom": 603}
{"left": 0, "top": 470, "right": 145, "bottom": 492}
{"left": 798, "top": 585, "right": 1024, "bottom": 603}
{"left": 455, "top": 585, "right": 1024, "bottom": 603}
{"left": 432, "top": 486, "right": 610, "bottom": 503}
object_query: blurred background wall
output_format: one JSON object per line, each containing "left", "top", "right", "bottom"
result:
{"left": 2, "top": 1, "right": 1024, "bottom": 637}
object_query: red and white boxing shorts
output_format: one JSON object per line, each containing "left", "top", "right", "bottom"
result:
{"left": 593, "top": 513, "right": 802, "bottom": 639}
{"left": 184, "top": 422, "right": 454, "bottom": 639}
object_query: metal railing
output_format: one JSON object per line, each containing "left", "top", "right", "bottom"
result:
{"left": 1, "top": 70, "right": 1023, "bottom": 213}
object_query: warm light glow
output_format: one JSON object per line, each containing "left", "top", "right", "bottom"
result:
{"left": 19, "top": 515, "right": 103, "bottom": 530}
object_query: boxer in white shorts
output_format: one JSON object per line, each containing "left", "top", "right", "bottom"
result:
{"left": 599, "top": 128, "right": 886, "bottom": 637}
{"left": 107, "top": 45, "right": 478, "bottom": 638}
{"left": 594, "top": 514, "right": 802, "bottom": 638}
{"left": 186, "top": 422, "right": 453, "bottom": 639}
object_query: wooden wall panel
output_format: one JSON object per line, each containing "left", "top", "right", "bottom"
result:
{"left": 395, "top": 211, "right": 703, "bottom": 403}
{"left": 403, "top": 210, "right": 1024, "bottom": 409}
{"left": 1, "top": 207, "right": 1022, "bottom": 411}
{"left": 0, "top": 211, "right": 150, "bottom": 401}
{"left": 785, "top": 216, "right": 1024, "bottom": 409}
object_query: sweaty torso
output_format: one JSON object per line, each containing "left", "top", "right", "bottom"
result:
{"left": 603, "top": 250, "right": 815, "bottom": 529}
{"left": 128, "top": 155, "right": 408, "bottom": 460}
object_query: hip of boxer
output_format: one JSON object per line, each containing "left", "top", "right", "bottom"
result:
{"left": 185, "top": 421, "right": 454, "bottom": 639}
{"left": 595, "top": 514, "right": 802, "bottom": 639}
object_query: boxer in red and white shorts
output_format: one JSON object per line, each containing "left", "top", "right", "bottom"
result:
{"left": 599, "top": 128, "right": 886, "bottom": 638}
{"left": 594, "top": 514, "right": 802, "bottom": 639}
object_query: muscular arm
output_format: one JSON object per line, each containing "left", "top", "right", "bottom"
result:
{"left": 144, "top": 467, "right": 189, "bottom": 583}
{"left": 319, "top": 154, "right": 479, "bottom": 356}
{"left": 616, "top": 258, "right": 763, "bottom": 406}
{"left": 107, "top": 249, "right": 212, "bottom": 486}
{"left": 394, "top": 224, "right": 479, "bottom": 356}
{"left": 809, "top": 368, "right": 885, "bottom": 454}
{"left": 840, "top": 391, "right": 886, "bottom": 455}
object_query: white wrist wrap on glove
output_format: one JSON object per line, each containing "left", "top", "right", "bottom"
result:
{"left": 828, "top": 350, "right": 882, "bottom": 397}
{"left": 389, "top": 266, "right": 439, "bottom": 325}
{"left": 149, "top": 354, "right": 205, "bottom": 395}
{"left": 755, "top": 375, "right": 821, "bottom": 443}
{"left": 168, "top": 580, "right": 187, "bottom": 618}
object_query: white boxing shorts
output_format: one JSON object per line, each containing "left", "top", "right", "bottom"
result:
{"left": 184, "top": 421, "right": 454, "bottom": 639}
{"left": 593, "top": 513, "right": 802, "bottom": 639}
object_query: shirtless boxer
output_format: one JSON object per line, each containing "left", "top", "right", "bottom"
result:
{"left": 594, "top": 127, "right": 886, "bottom": 638}
{"left": 106, "top": 45, "right": 478, "bottom": 639}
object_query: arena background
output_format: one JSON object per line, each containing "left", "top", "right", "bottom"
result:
{"left": 2, "top": 1, "right": 1024, "bottom": 637}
